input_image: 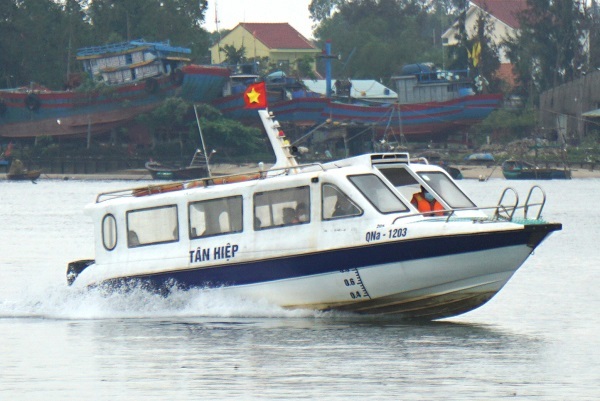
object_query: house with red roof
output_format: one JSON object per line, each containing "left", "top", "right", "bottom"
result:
{"left": 210, "top": 22, "right": 320, "bottom": 73}
{"left": 441, "top": 0, "right": 528, "bottom": 88}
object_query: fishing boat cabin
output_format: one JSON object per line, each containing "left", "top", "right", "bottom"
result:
{"left": 76, "top": 39, "right": 191, "bottom": 85}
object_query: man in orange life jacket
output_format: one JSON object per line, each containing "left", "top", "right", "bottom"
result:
{"left": 411, "top": 186, "right": 444, "bottom": 216}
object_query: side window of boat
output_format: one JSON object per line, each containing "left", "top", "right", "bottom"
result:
{"left": 322, "top": 184, "right": 362, "bottom": 220}
{"left": 348, "top": 174, "right": 408, "bottom": 213}
{"left": 188, "top": 196, "right": 243, "bottom": 238}
{"left": 126, "top": 205, "right": 179, "bottom": 248}
{"left": 253, "top": 186, "right": 310, "bottom": 230}
{"left": 102, "top": 214, "right": 117, "bottom": 251}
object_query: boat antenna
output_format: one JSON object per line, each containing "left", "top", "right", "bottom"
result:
{"left": 193, "top": 104, "right": 212, "bottom": 177}
{"left": 215, "top": 1, "right": 221, "bottom": 63}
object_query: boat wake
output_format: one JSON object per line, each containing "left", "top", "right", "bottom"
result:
{"left": 0, "top": 283, "right": 327, "bottom": 321}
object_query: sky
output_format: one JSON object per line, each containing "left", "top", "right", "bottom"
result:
{"left": 203, "top": 0, "right": 315, "bottom": 39}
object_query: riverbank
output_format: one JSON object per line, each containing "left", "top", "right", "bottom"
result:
{"left": 2, "top": 162, "right": 599, "bottom": 181}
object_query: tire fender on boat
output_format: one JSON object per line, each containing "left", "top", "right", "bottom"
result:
{"left": 145, "top": 78, "right": 159, "bottom": 94}
{"left": 24, "top": 94, "right": 41, "bottom": 111}
{"left": 0, "top": 99, "right": 6, "bottom": 115}
{"left": 171, "top": 68, "right": 184, "bottom": 86}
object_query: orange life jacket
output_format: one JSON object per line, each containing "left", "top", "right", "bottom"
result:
{"left": 411, "top": 193, "right": 444, "bottom": 216}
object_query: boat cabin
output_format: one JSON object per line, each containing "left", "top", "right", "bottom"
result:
{"left": 77, "top": 39, "right": 191, "bottom": 85}
{"left": 392, "top": 63, "right": 476, "bottom": 104}
{"left": 83, "top": 152, "right": 482, "bottom": 284}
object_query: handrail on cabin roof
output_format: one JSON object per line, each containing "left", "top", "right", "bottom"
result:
{"left": 94, "top": 162, "right": 331, "bottom": 203}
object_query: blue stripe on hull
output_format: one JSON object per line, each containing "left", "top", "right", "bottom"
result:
{"left": 103, "top": 224, "right": 558, "bottom": 290}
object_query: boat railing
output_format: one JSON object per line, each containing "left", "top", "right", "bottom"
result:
{"left": 523, "top": 185, "right": 547, "bottom": 220}
{"left": 391, "top": 185, "right": 547, "bottom": 225}
{"left": 494, "top": 187, "right": 519, "bottom": 221}
{"left": 95, "top": 161, "right": 331, "bottom": 203}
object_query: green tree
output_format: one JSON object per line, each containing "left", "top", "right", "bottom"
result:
{"left": 505, "top": 0, "right": 588, "bottom": 102}
{"left": 309, "top": 0, "right": 344, "bottom": 21}
{"left": 295, "top": 55, "right": 318, "bottom": 79}
{"left": 313, "top": 0, "right": 448, "bottom": 83}
{"left": 447, "top": 7, "right": 501, "bottom": 93}
{"left": 86, "top": 0, "right": 210, "bottom": 63}
{"left": 0, "top": 0, "right": 91, "bottom": 89}
{"left": 219, "top": 44, "right": 247, "bottom": 65}
{"left": 137, "top": 100, "right": 263, "bottom": 159}
{"left": 193, "top": 104, "right": 264, "bottom": 158}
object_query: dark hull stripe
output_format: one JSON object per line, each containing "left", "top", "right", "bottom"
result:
{"left": 103, "top": 223, "right": 560, "bottom": 290}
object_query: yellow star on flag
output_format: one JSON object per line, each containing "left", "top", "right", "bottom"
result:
{"left": 247, "top": 87, "right": 261, "bottom": 104}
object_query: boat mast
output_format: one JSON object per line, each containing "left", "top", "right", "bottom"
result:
{"left": 193, "top": 104, "right": 212, "bottom": 177}
{"left": 215, "top": 1, "right": 221, "bottom": 63}
{"left": 258, "top": 110, "right": 299, "bottom": 173}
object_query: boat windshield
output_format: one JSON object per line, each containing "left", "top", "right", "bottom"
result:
{"left": 348, "top": 174, "right": 408, "bottom": 213}
{"left": 376, "top": 166, "right": 475, "bottom": 209}
{"left": 417, "top": 172, "right": 475, "bottom": 208}
{"left": 377, "top": 166, "right": 419, "bottom": 199}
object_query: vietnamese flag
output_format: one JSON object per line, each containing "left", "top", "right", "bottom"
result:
{"left": 244, "top": 82, "right": 268, "bottom": 109}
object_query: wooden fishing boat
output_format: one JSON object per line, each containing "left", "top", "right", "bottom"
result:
{"left": 5, "top": 159, "right": 41, "bottom": 180}
{"left": 145, "top": 150, "right": 210, "bottom": 180}
{"left": 0, "top": 40, "right": 230, "bottom": 140}
{"left": 6, "top": 170, "right": 41, "bottom": 181}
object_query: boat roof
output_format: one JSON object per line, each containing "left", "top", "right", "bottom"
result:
{"left": 76, "top": 39, "right": 191, "bottom": 59}
{"left": 91, "top": 151, "right": 445, "bottom": 206}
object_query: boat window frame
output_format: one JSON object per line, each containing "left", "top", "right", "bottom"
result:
{"left": 126, "top": 204, "right": 179, "bottom": 248}
{"left": 102, "top": 213, "right": 118, "bottom": 251}
{"left": 417, "top": 171, "right": 476, "bottom": 209}
{"left": 376, "top": 165, "right": 423, "bottom": 205}
{"left": 188, "top": 195, "right": 243, "bottom": 239}
{"left": 321, "top": 183, "right": 363, "bottom": 220}
{"left": 347, "top": 173, "right": 409, "bottom": 214}
{"left": 253, "top": 185, "right": 311, "bottom": 231}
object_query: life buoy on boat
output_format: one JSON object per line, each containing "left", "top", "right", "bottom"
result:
{"left": 171, "top": 68, "right": 184, "bottom": 86}
{"left": 24, "top": 94, "right": 41, "bottom": 111}
{"left": 145, "top": 78, "right": 159, "bottom": 94}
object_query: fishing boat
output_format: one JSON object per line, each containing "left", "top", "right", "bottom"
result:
{"left": 6, "top": 170, "right": 41, "bottom": 181}
{"left": 0, "top": 40, "right": 230, "bottom": 140}
{"left": 5, "top": 159, "right": 41, "bottom": 181}
{"left": 145, "top": 149, "right": 210, "bottom": 180}
{"left": 502, "top": 160, "right": 572, "bottom": 180}
{"left": 67, "top": 109, "right": 561, "bottom": 320}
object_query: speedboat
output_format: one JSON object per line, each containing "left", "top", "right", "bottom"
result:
{"left": 67, "top": 110, "right": 561, "bottom": 320}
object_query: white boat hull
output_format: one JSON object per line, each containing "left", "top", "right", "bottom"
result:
{"left": 196, "top": 244, "right": 530, "bottom": 319}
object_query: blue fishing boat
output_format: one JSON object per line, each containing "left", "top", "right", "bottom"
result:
{"left": 211, "top": 62, "right": 502, "bottom": 139}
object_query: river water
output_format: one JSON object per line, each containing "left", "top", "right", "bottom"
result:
{"left": 0, "top": 177, "right": 598, "bottom": 400}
